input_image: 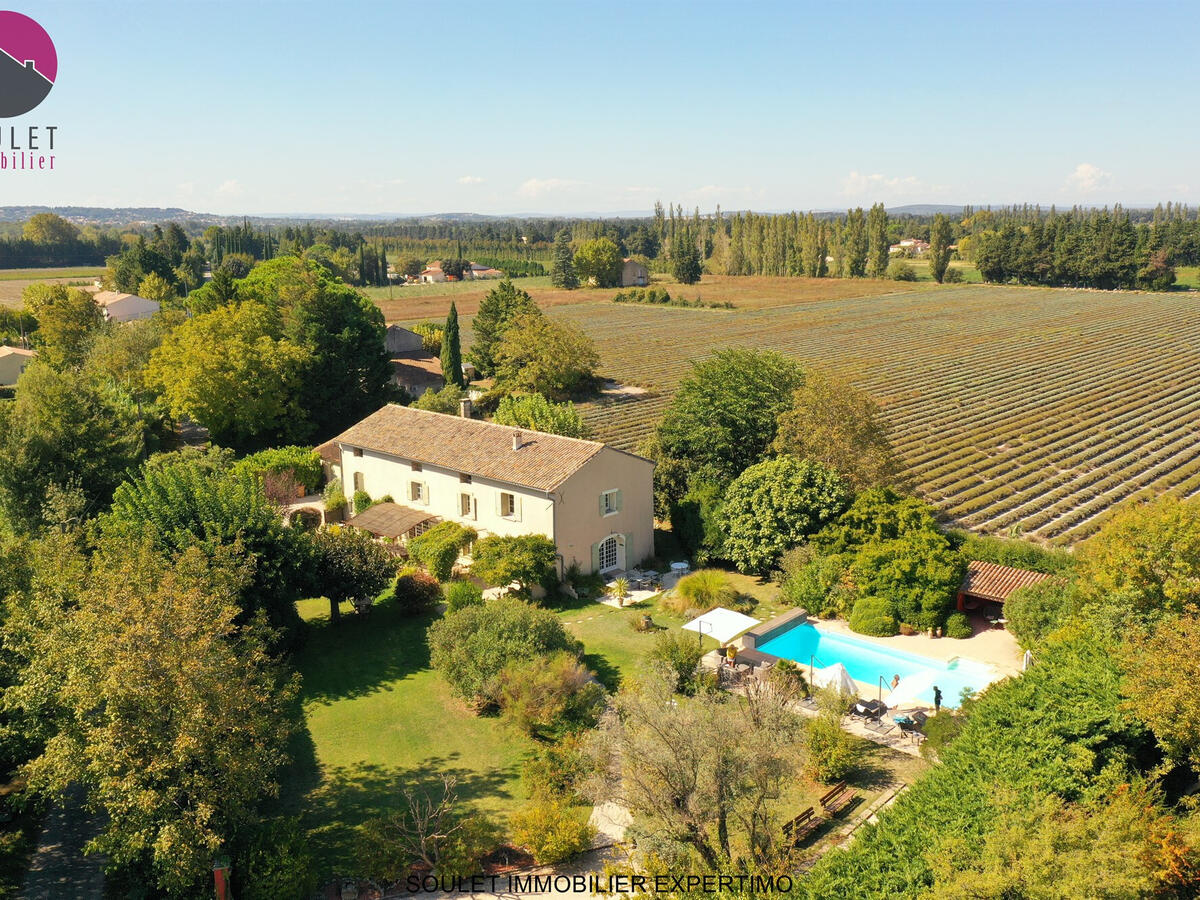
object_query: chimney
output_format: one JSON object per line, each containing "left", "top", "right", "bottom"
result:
{"left": 459, "top": 397, "right": 473, "bottom": 418}
{"left": 24, "top": 60, "right": 35, "bottom": 70}
{"left": 512, "top": 430, "right": 523, "bottom": 451}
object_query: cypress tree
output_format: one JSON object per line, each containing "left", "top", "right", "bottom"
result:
{"left": 550, "top": 229, "right": 578, "bottom": 289}
{"left": 441, "top": 301, "right": 464, "bottom": 387}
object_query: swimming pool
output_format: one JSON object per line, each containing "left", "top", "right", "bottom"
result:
{"left": 757, "top": 622, "right": 998, "bottom": 708}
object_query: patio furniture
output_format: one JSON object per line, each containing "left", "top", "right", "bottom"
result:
{"left": 782, "top": 807, "right": 822, "bottom": 845}
{"left": 818, "top": 782, "right": 858, "bottom": 817}
{"left": 864, "top": 718, "right": 895, "bottom": 736}
{"left": 670, "top": 561, "right": 690, "bottom": 576}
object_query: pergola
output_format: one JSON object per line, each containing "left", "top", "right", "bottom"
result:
{"left": 956, "top": 560, "right": 1050, "bottom": 611}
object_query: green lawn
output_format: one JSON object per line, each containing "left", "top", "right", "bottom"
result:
{"left": 556, "top": 570, "right": 787, "bottom": 690}
{"left": 283, "top": 596, "right": 535, "bottom": 878}
{"left": 1175, "top": 265, "right": 1199, "bottom": 289}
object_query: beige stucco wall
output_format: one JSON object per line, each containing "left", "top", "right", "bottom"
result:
{"left": 337, "top": 441, "right": 654, "bottom": 578}
{"left": 339, "top": 446, "right": 556, "bottom": 542}
{"left": 103, "top": 296, "right": 160, "bottom": 323}
{"left": 554, "top": 446, "right": 655, "bottom": 575}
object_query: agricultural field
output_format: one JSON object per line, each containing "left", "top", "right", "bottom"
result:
{"left": 533, "top": 279, "right": 1200, "bottom": 546}
{"left": 0, "top": 266, "right": 105, "bottom": 307}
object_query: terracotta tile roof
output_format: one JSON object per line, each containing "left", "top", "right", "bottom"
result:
{"left": 960, "top": 560, "right": 1050, "bottom": 602}
{"left": 391, "top": 353, "right": 444, "bottom": 379}
{"left": 314, "top": 440, "right": 341, "bottom": 464}
{"left": 347, "top": 501, "right": 436, "bottom": 538}
{"left": 329, "top": 404, "right": 612, "bottom": 492}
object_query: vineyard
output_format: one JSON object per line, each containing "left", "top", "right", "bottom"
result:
{"left": 549, "top": 282, "right": 1200, "bottom": 546}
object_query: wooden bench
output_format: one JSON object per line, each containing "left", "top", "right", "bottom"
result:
{"left": 819, "top": 781, "right": 858, "bottom": 817}
{"left": 781, "top": 806, "right": 822, "bottom": 845}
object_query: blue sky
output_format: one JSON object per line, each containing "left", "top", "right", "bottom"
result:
{"left": 7, "top": 0, "right": 1199, "bottom": 215}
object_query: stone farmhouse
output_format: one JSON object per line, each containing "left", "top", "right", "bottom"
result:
{"left": 320, "top": 404, "right": 655, "bottom": 578}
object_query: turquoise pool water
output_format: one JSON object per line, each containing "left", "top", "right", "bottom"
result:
{"left": 758, "top": 622, "right": 997, "bottom": 708}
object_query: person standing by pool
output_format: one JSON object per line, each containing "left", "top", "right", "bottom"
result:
{"left": 933, "top": 685, "right": 943, "bottom": 712}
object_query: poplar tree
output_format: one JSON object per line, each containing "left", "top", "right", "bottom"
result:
{"left": 844, "top": 209, "right": 868, "bottom": 277}
{"left": 867, "top": 203, "right": 890, "bottom": 278}
{"left": 929, "top": 213, "right": 953, "bottom": 283}
{"left": 550, "top": 229, "right": 578, "bottom": 289}
{"left": 441, "top": 301, "right": 464, "bottom": 387}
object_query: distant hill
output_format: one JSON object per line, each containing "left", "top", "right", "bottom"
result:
{"left": 885, "top": 204, "right": 966, "bottom": 216}
{"left": 0, "top": 206, "right": 222, "bottom": 226}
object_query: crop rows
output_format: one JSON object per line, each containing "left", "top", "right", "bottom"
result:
{"left": 559, "top": 284, "right": 1200, "bottom": 546}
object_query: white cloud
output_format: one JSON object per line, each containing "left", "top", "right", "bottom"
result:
{"left": 176, "top": 181, "right": 195, "bottom": 197}
{"left": 458, "top": 175, "right": 484, "bottom": 185}
{"left": 518, "top": 177, "right": 584, "bottom": 197}
{"left": 1064, "top": 162, "right": 1112, "bottom": 194}
{"left": 841, "top": 171, "right": 923, "bottom": 198}
{"left": 216, "top": 179, "right": 243, "bottom": 197}
{"left": 622, "top": 185, "right": 661, "bottom": 195}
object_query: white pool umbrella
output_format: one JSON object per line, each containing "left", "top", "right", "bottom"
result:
{"left": 681, "top": 607, "right": 760, "bottom": 644}
{"left": 810, "top": 662, "right": 857, "bottom": 696}
{"left": 884, "top": 669, "right": 938, "bottom": 708}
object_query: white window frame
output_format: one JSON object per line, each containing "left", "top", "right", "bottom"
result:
{"left": 499, "top": 491, "right": 516, "bottom": 518}
{"left": 599, "top": 534, "right": 620, "bottom": 573}
{"left": 460, "top": 492, "right": 475, "bottom": 519}
{"left": 601, "top": 488, "right": 620, "bottom": 517}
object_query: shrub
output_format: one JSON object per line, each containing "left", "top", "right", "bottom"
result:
{"left": 669, "top": 479, "right": 726, "bottom": 564}
{"left": 410, "top": 320, "right": 444, "bottom": 355}
{"left": 647, "top": 629, "right": 705, "bottom": 693}
{"left": 232, "top": 446, "right": 323, "bottom": 494}
{"left": 780, "top": 548, "right": 857, "bottom": 617}
{"left": 238, "top": 816, "right": 318, "bottom": 900}
{"left": 804, "top": 713, "right": 860, "bottom": 782}
{"left": 322, "top": 477, "right": 346, "bottom": 514}
{"left": 887, "top": 259, "right": 917, "bottom": 281}
{"left": 522, "top": 736, "right": 588, "bottom": 803}
{"left": 393, "top": 568, "right": 442, "bottom": 614}
{"left": 942, "top": 266, "right": 964, "bottom": 283}
{"left": 428, "top": 595, "right": 581, "bottom": 704}
{"left": 408, "top": 521, "right": 477, "bottom": 582}
{"left": 848, "top": 594, "right": 899, "bottom": 636}
{"left": 663, "top": 568, "right": 736, "bottom": 615}
{"left": 510, "top": 801, "right": 594, "bottom": 865}
{"left": 497, "top": 652, "right": 605, "bottom": 737}
{"left": 1005, "top": 578, "right": 1076, "bottom": 649}
{"left": 944, "top": 611, "right": 973, "bottom": 639}
{"left": 470, "top": 534, "right": 559, "bottom": 598}
{"left": 352, "top": 489, "right": 372, "bottom": 515}
{"left": 445, "top": 580, "right": 484, "bottom": 612}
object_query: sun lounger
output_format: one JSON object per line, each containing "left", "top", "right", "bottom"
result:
{"left": 818, "top": 782, "right": 858, "bottom": 817}
{"left": 864, "top": 718, "right": 895, "bottom": 736}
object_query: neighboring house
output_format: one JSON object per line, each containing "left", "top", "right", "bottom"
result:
{"left": 0, "top": 345, "right": 36, "bottom": 387}
{"left": 620, "top": 258, "right": 649, "bottom": 287}
{"left": 327, "top": 404, "right": 655, "bottom": 577}
{"left": 419, "top": 266, "right": 446, "bottom": 283}
{"left": 891, "top": 238, "right": 931, "bottom": 257}
{"left": 385, "top": 325, "right": 425, "bottom": 355}
{"left": 467, "top": 263, "right": 503, "bottom": 280}
{"left": 93, "top": 290, "right": 160, "bottom": 322}
{"left": 391, "top": 353, "right": 445, "bottom": 397}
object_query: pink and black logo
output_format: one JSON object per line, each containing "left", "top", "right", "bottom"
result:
{"left": 0, "top": 11, "right": 56, "bottom": 118}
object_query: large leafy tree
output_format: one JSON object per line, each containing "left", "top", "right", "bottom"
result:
{"left": 772, "top": 369, "right": 896, "bottom": 490}
{"left": 441, "top": 301, "right": 464, "bottom": 387}
{"left": 469, "top": 534, "right": 559, "bottom": 597}
{"left": 493, "top": 313, "right": 599, "bottom": 400}
{"left": 16, "top": 540, "right": 299, "bottom": 895}
{"left": 929, "top": 213, "right": 954, "bottom": 283}
{"left": 100, "top": 453, "right": 309, "bottom": 637}
{"left": 850, "top": 528, "right": 965, "bottom": 630}
{"left": 239, "top": 256, "right": 391, "bottom": 441}
{"left": 308, "top": 527, "right": 397, "bottom": 623}
{"left": 572, "top": 238, "right": 623, "bottom": 287}
{"left": 1074, "top": 495, "right": 1200, "bottom": 630}
{"left": 0, "top": 362, "right": 144, "bottom": 533}
{"left": 550, "top": 229, "right": 578, "bottom": 289}
{"left": 719, "top": 457, "right": 851, "bottom": 575}
{"left": 467, "top": 280, "right": 539, "bottom": 377}
{"left": 671, "top": 228, "right": 702, "bottom": 284}
{"left": 653, "top": 348, "right": 804, "bottom": 506}
{"left": 146, "top": 301, "right": 308, "bottom": 451}
{"left": 1120, "top": 612, "right": 1200, "bottom": 773}
{"left": 21, "top": 283, "right": 105, "bottom": 371}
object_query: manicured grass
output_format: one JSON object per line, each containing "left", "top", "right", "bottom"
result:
{"left": 284, "top": 596, "right": 535, "bottom": 878}
{"left": 555, "top": 569, "right": 785, "bottom": 690}
{"left": 1175, "top": 265, "right": 1199, "bottom": 289}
